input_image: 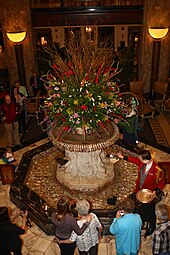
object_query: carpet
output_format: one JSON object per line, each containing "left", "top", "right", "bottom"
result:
{"left": 139, "top": 111, "right": 170, "bottom": 154}
{"left": 20, "top": 117, "right": 47, "bottom": 147}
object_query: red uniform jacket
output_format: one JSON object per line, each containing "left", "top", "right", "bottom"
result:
{"left": 127, "top": 156, "right": 165, "bottom": 193}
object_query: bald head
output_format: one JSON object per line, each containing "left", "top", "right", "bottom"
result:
{"left": 5, "top": 95, "right": 11, "bottom": 105}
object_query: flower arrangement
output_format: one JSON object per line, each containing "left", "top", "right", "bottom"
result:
{"left": 43, "top": 40, "right": 124, "bottom": 135}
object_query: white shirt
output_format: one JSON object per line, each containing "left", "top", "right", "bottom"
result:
{"left": 145, "top": 161, "right": 153, "bottom": 175}
{"left": 70, "top": 213, "right": 102, "bottom": 252}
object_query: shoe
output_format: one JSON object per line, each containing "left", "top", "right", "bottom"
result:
{"left": 145, "top": 227, "right": 155, "bottom": 236}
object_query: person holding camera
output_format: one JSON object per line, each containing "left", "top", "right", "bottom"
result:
{"left": 0, "top": 206, "right": 28, "bottom": 255}
{"left": 110, "top": 198, "right": 142, "bottom": 255}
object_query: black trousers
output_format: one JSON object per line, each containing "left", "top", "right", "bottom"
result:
{"left": 17, "top": 110, "right": 27, "bottom": 134}
{"left": 0, "top": 247, "right": 22, "bottom": 255}
{"left": 131, "top": 192, "right": 156, "bottom": 230}
{"left": 59, "top": 242, "right": 76, "bottom": 255}
{"left": 78, "top": 244, "right": 98, "bottom": 255}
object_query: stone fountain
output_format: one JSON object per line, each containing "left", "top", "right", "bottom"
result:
{"left": 49, "top": 122, "right": 119, "bottom": 192}
{"left": 10, "top": 122, "right": 138, "bottom": 235}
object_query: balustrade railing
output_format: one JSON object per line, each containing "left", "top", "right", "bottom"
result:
{"left": 31, "top": 0, "right": 144, "bottom": 8}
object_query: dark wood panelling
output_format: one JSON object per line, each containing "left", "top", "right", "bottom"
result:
{"left": 31, "top": 6, "right": 143, "bottom": 27}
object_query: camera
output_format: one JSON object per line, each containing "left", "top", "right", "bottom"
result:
{"left": 20, "top": 207, "right": 27, "bottom": 214}
{"left": 120, "top": 211, "right": 124, "bottom": 217}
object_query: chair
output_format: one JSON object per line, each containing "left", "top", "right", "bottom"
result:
{"left": 153, "top": 82, "right": 168, "bottom": 110}
{"left": 130, "top": 81, "right": 144, "bottom": 96}
{"left": 164, "top": 98, "right": 170, "bottom": 111}
{"left": 27, "top": 91, "right": 41, "bottom": 117}
{"left": 137, "top": 95, "right": 155, "bottom": 119}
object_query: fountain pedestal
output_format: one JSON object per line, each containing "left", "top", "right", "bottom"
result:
{"left": 49, "top": 122, "right": 119, "bottom": 192}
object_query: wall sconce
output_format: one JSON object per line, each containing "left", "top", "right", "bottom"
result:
{"left": 6, "top": 31, "right": 27, "bottom": 87}
{"left": 148, "top": 27, "right": 169, "bottom": 39}
{"left": 148, "top": 27, "right": 169, "bottom": 96}
{"left": 6, "top": 31, "right": 26, "bottom": 43}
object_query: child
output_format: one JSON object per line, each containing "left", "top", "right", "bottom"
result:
{"left": 0, "top": 147, "right": 16, "bottom": 165}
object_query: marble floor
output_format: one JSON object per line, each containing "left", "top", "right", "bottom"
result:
{"left": 0, "top": 138, "right": 170, "bottom": 255}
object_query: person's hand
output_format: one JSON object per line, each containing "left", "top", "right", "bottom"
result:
{"left": 53, "top": 237, "right": 60, "bottom": 244}
{"left": 2, "top": 116, "right": 6, "bottom": 121}
{"left": 20, "top": 210, "right": 28, "bottom": 218}
{"left": 152, "top": 191, "right": 157, "bottom": 198}
{"left": 116, "top": 210, "right": 124, "bottom": 219}
{"left": 117, "top": 151, "right": 124, "bottom": 159}
{"left": 87, "top": 214, "right": 93, "bottom": 223}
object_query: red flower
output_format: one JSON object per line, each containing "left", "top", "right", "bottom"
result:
{"left": 63, "top": 126, "right": 69, "bottom": 131}
{"left": 81, "top": 105, "right": 88, "bottom": 111}
{"left": 95, "top": 76, "right": 99, "bottom": 84}
{"left": 98, "top": 121, "right": 106, "bottom": 128}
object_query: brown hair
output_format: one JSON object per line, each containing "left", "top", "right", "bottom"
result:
{"left": 119, "top": 198, "right": 135, "bottom": 213}
{"left": 138, "top": 150, "right": 152, "bottom": 160}
{"left": 56, "top": 197, "right": 71, "bottom": 222}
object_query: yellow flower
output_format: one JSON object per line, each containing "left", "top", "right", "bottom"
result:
{"left": 67, "top": 108, "right": 73, "bottom": 115}
{"left": 73, "top": 100, "right": 78, "bottom": 105}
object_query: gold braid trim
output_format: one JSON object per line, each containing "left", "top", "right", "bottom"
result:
{"left": 156, "top": 166, "right": 164, "bottom": 184}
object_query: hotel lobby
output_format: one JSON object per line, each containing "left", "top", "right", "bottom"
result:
{"left": 0, "top": 0, "right": 170, "bottom": 255}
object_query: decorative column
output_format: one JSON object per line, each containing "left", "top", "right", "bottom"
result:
{"left": 6, "top": 31, "right": 27, "bottom": 88}
{"left": 1, "top": 0, "right": 35, "bottom": 94}
{"left": 140, "top": 0, "right": 170, "bottom": 92}
{"left": 148, "top": 28, "right": 169, "bottom": 95}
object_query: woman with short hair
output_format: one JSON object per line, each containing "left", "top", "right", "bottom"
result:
{"left": 51, "top": 197, "right": 92, "bottom": 255}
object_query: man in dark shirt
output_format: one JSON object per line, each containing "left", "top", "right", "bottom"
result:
{"left": 0, "top": 95, "right": 21, "bottom": 148}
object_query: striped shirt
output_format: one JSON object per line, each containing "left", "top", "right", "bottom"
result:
{"left": 152, "top": 221, "right": 170, "bottom": 255}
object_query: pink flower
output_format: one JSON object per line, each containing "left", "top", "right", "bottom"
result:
{"left": 74, "top": 113, "right": 79, "bottom": 118}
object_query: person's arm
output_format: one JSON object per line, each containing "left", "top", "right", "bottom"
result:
{"left": 117, "top": 116, "right": 136, "bottom": 133}
{"left": 58, "top": 232, "right": 77, "bottom": 244}
{"left": 109, "top": 210, "right": 121, "bottom": 235}
{"left": 109, "top": 218, "right": 119, "bottom": 235}
{"left": 117, "top": 151, "right": 141, "bottom": 165}
{"left": 70, "top": 215, "right": 91, "bottom": 235}
{"left": 20, "top": 211, "right": 28, "bottom": 231}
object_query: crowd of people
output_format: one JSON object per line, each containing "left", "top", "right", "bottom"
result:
{"left": 0, "top": 71, "right": 46, "bottom": 158}
{"left": 0, "top": 147, "right": 169, "bottom": 255}
{"left": 0, "top": 72, "right": 169, "bottom": 254}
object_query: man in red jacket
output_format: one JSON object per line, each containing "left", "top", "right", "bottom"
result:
{"left": 117, "top": 150, "right": 165, "bottom": 236}
{"left": 0, "top": 95, "right": 21, "bottom": 149}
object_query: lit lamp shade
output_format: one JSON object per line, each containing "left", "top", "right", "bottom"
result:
{"left": 6, "top": 31, "right": 26, "bottom": 43}
{"left": 148, "top": 27, "right": 169, "bottom": 39}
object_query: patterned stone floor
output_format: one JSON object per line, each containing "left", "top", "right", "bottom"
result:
{"left": 0, "top": 138, "right": 170, "bottom": 255}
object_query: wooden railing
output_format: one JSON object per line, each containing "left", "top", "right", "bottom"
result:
{"left": 31, "top": 0, "right": 144, "bottom": 8}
